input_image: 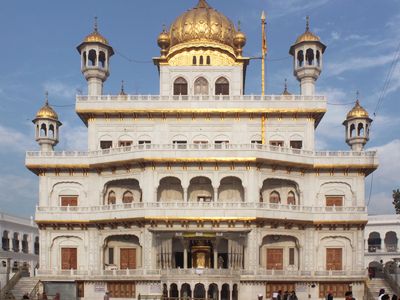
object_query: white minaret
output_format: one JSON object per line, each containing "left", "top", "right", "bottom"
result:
{"left": 343, "top": 96, "right": 372, "bottom": 151}
{"left": 289, "top": 17, "right": 326, "bottom": 96}
{"left": 77, "top": 18, "right": 114, "bottom": 96}
{"left": 32, "top": 93, "right": 62, "bottom": 152}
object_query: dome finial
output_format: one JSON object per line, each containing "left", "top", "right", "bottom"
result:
{"left": 94, "top": 16, "right": 98, "bottom": 32}
{"left": 238, "top": 20, "right": 241, "bottom": 31}
{"left": 197, "top": 0, "right": 210, "bottom": 9}
{"left": 119, "top": 80, "right": 126, "bottom": 96}
{"left": 45, "top": 91, "right": 49, "bottom": 105}
{"left": 282, "top": 78, "right": 292, "bottom": 95}
{"left": 306, "top": 16, "right": 310, "bottom": 32}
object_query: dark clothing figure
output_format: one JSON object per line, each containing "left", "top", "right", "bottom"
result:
{"left": 326, "top": 292, "right": 333, "bottom": 300}
{"left": 382, "top": 295, "right": 390, "bottom": 300}
{"left": 277, "top": 290, "right": 282, "bottom": 300}
{"left": 289, "top": 291, "right": 298, "bottom": 300}
{"left": 22, "top": 294, "right": 30, "bottom": 299}
{"left": 392, "top": 295, "right": 398, "bottom": 300}
{"left": 344, "top": 291, "right": 353, "bottom": 300}
{"left": 42, "top": 292, "right": 48, "bottom": 300}
{"left": 283, "top": 291, "right": 289, "bottom": 300}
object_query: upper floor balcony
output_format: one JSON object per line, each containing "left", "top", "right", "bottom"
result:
{"left": 75, "top": 94, "right": 327, "bottom": 112}
{"left": 35, "top": 202, "right": 367, "bottom": 223}
{"left": 26, "top": 143, "right": 378, "bottom": 170}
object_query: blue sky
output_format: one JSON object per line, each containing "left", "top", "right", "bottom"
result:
{"left": 0, "top": 0, "right": 399, "bottom": 217}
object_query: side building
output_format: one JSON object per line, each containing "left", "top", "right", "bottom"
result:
{"left": 0, "top": 212, "right": 39, "bottom": 290}
{"left": 25, "top": 1, "right": 378, "bottom": 299}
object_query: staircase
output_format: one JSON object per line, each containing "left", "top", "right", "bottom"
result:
{"left": 9, "top": 277, "right": 39, "bottom": 300}
{"left": 366, "top": 278, "right": 396, "bottom": 299}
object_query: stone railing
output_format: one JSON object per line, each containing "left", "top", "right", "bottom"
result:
{"left": 26, "top": 143, "right": 376, "bottom": 160}
{"left": 76, "top": 94, "right": 326, "bottom": 102}
{"left": 35, "top": 268, "right": 366, "bottom": 279}
{"left": 36, "top": 202, "right": 367, "bottom": 214}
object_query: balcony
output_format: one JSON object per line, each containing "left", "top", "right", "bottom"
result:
{"left": 75, "top": 94, "right": 327, "bottom": 113}
{"left": 26, "top": 144, "right": 378, "bottom": 170}
{"left": 35, "top": 202, "right": 367, "bottom": 223}
{"left": 35, "top": 268, "right": 366, "bottom": 281}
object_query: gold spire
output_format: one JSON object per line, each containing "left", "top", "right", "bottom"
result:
{"left": 261, "top": 10, "right": 267, "bottom": 96}
{"left": 119, "top": 80, "right": 127, "bottom": 96}
{"left": 294, "top": 16, "right": 321, "bottom": 44}
{"left": 197, "top": 0, "right": 210, "bottom": 9}
{"left": 282, "top": 79, "right": 292, "bottom": 95}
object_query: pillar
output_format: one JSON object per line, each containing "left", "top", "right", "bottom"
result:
{"left": 184, "top": 188, "right": 188, "bottom": 202}
{"left": 184, "top": 242, "right": 188, "bottom": 269}
{"left": 213, "top": 187, "right": 218, "bottom": 202}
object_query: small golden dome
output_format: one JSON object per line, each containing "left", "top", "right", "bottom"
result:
{"left": 282, "top": 79, "right": 292, "bottom": 95}
{"left": 295, "top": 30, "right": 321, "bottom": 44}
{"left": 157, "top": 28, "right": 171, "bottom": 50}
{"left": 83, "top": 17, "right": 109, "bottom": 46}
{"left": 233, "top": 30, "right": 246, "bottom": 48}
{"left": 35, "top": 100, "right": 59, "bottom": 121}
{"left": 169, "top": 0, "right": 238, "bottom": 50}
{"left": 347, "top": 100, "right": 370, "bottom": 120}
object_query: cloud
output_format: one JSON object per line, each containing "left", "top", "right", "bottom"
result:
{"left": 60, "top": 122, "right": 88, "bottom": 151}
{"left": 43, "top": 81, "right": 78, "bottom": 99}
{"left": 326, "top": 53, "right": 395, "bottom": 76}
{"left": 264, "top": 0, "right": 329, "bottom": 19}
{"left": 0, "top": 124, "right": 34, "bottom": 153}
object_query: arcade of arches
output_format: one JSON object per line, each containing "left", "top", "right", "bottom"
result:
{"left": 163, "top": 283, "right": 238, "bottom": 300}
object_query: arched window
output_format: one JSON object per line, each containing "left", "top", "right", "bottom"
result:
{"left": 40, "top": 124, "right": 47, "bottom": 137}
{"left": 349, "top": 124, "right": 356, "bottom": 138}
{"left": 34, "top": 236, "right": 39, "bottom": 255}
{"left": 215, "top": 77, "right": 229, "bottom": 95}
{"left": 287, "top": 191, "right": 296, "bottom": 205}
{"left": 297, "top": 50, "right": 304, "bottom": 67}
{"left": 269, "top": 191, "right": 281, "bottom": 204}
{"left": 122, "top": 191, "right": 134, "bottom": 203}
{"left": 12, "top": 232, "right": 19, "bottom": 252}
{"left": 193, "top": 56, "right": 197, "bottom": 65}
{"left": 49, "top": 124, "right": 55, "bottom": 138}
{"left": 316, "top": 50, "right": 321, "bottom": 66}
{"left": 22, "top": 234, "right": 29, "bottom": 253}
{"left": 194, "top": 77, "right": 209, "bottom": 95}
{"left": 206, "top": 56, "right": 211, "bottom": 65}
{"left": 2, "top": 231, "right": 9, "bottom": 251}
{"left": 358, "top": 123, "right": 364, "bottom": 136}
{"left": 99, "top": 51, "right": 106, "bottom": 68}
{"left": 88, "top": 49, "right": 97, "bottom": 66}
{"left": 82, "top": 51, "right": 87, "bottom": 67}
{"left": 306, "top": 48, "right": 314, "bottom": 65}
{"left": 107, "top": 191, "right": 116, "bottom": 205}
{"left": 173, "top": 77, "right": 188, "bottom": 96}
{"left": 199, "top": 56, "right": 204, "bottom": 65}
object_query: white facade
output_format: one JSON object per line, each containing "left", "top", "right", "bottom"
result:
{"left": 0, "top": 212, "right": 39, "bottom": 290}
{"left": 26, "top": 1, "right": 378, "bottom": 299}
{"left": 365, "top": 215, "right": 400, "bottom": 270}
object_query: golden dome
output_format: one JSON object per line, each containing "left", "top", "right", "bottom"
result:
{"left": 295, "top": 30, "right": 321, "bottom": 44}
{"left": 169, "top": 0, "right": 238, "bottom": 50}
{"left": 157, "top": 27, "right": 171, "bottom": 50}
{"left": 347, "top": 100, "right": 370, "bottom": 120}
{"left": 35, "top": 100, "right": 59, "bottom": 121}
{"left": 233, "top": 30, "right": 246, "bottom": 48}
{"left": 84, "top": 31, "right": 109, "bottom": 45}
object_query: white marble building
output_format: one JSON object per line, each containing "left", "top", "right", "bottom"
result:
{"left": 25, "top": 0, "right": 378, "bottom": 299}
{"left": 365, "top": 215, "right": 400, "bottom": 272}
{"left": 0, "top": 212, "right": 39, "bottom": 290}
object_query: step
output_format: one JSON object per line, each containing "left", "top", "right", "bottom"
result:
{"left": 11, "top": 277, "right": 39, "bottom": 299}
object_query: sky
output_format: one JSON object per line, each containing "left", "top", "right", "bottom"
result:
{"left": 0, "top": 0, "right": 399, "bottom": 217}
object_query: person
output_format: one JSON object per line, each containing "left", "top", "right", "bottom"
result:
{"left": 53, "top": 293, "right": 60, "bottom": 300}
{"left": 289, "top": 291, "right": 298, "bottom": 300}
{"left": 379, "top": 289, "right": 386, "bottom": 300}
{"left": 277, "top": 290, "right": 282, "bottom": 300}
{"left": 218, "top": 256, "right": 224, "bottom": 269}
{"left": 326, "top": 291, "right": 333, "bottom": 300}
{"left": 381, "top": 295, "right": 390, "bottom": 300}
{"left": 344, "top": 291, "right": 353, "bottom": 300}
{"left": 22, "top": 293, "right": 30, "bottom": 299}
{"left": 104, "top": 291, "right": 110, "bottom": 300}
{"left": 283, "top": 291, "right": 289, "bottom": 300}
{"left": 272, "top": 291, "right": 278, "bottom": 300}
{"left": 392, "top": 295, "right": 398, "bottom": 300}
{"left": 42, "top": 292, "right": 48, "bottom": 300}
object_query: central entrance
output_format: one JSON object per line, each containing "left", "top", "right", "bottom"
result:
{"left": 191, "top": 240, "right": 212, "bottom": 268}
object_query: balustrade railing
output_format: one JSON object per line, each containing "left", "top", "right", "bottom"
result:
{"left": 76, "top": 94, "right": 326, "bottom": 102}
{"left": 26, "top": 144, "right": 376, "bottom": 159}
{"left": 36, "top": 202, "right": 367, "bottom": 214}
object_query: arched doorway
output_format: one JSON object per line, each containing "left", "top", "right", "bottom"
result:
{"left": 181, "top": 283, "right": 192, "bottom": 299}
{"left": 385, "top": 231, "right": 398, "bottom": 252}
{"left": 208, "top": 283, "right": 219, "bottom": 300}
{"left": 232, "top": 284, "right": 238, "bottom": 300}
{"left": 368, "top": 232, "right": 381, "bottom": 252}
{"left": 170, "top": 284, "right": 179, "bottom": 298}
{"left": 221, "top": 284, "right": 230, "bottom": 300}
{"left": 369, "top": 261, "right": 383, "bottom": 279}
{"left": 194, "top": 283, "right": 206, "bottom": 299}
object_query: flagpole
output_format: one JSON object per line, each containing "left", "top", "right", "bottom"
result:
{"left": 261, "top": 11, "right": 267, "bottom": 144}
{"left": 261, "top": 11, "right": 266, "bottom": 96}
